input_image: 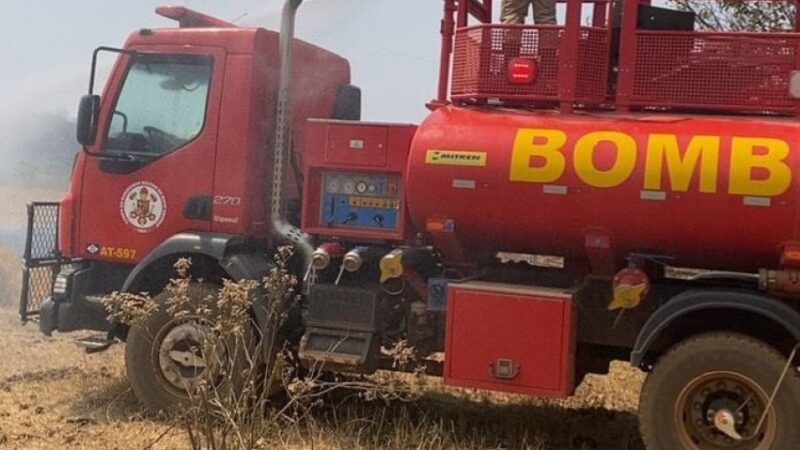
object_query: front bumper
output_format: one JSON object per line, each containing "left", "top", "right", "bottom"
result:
{"left": 38, "top": 288, "right": 109, "bottom": 336}
{"left": 20, "top": 202, "right": 110, "bottom": 335}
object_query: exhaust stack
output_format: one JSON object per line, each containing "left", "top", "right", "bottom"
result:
{"left": 271, "top": 0, "right": 314, "bottom": 268}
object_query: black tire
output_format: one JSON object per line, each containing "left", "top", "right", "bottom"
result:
{"left": 126, "top": 282, "right": 251, "bottom": 413}
{"left": 639, "top": 332, "right": 800, "bottom": 450}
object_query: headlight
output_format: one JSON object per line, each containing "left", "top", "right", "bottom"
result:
{"left": 52, "top": 273, "right": 70, "bottom": 296}
{"left": 52, "top": 265, "right": 79, "bottom": 298}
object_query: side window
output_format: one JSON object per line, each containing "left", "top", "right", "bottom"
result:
{"left": 106, "top": 55, "right": 212, "bottom": 155}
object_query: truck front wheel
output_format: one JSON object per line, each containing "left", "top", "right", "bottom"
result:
{"left": 639, "top": 332, "right": 800, "bottom": 450}
{"left": 125, "top": 282, "right": 249, "bottom": 413}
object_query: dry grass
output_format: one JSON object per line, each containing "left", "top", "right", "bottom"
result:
{"left": 0, "top": 248, "right": 646, "bottom": 449}
{"left": 0, "top": 184, "right": 62, "bottom": 229}
{"left": 0, "top": 247, "right": 20, "bottom": 310}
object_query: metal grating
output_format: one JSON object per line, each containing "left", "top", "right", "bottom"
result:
{"left": 26, "top": 203, "right": 60, "bottom": 261}
{"left": 451, "top": 25, "right": 610, "bottom": 105}
{"left": 576, "top": 28, "right": 611, "bottom": 101}
{"left": 19, "top": 202, "right": 63, "bottom": 322}
{"left": 20, "top": 265, "right": 59, "bottom": 321}
{"left": 630, "top": 31, "right": 800, "bottom": 113}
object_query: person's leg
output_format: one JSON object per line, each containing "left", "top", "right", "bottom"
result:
{"left": 500, "top": 0, "right": 530, "bottom": 24}
{"left": 531, "top": 0, "right": 557, "bottom": 24}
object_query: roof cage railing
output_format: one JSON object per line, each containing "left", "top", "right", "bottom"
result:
{"left": 616, "top": 0, "right": 800, "bottom": 115}
{"left": 437, "top": 0, "right": 613, "bottom": 112}
{"left": 457, "top": 0, "right": 493, "bottom": 25}
{"left": 435, "top": 0, "right": 800, "bottom": 116}
{"left": 450, "top": 24, "right": 611, "bottom": 109}
{"left": 432, "top": 0, "right": 498, "bottom": 106}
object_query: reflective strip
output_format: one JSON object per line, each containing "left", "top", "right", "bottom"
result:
{"left": 641, "top": 191, "right": 667, "bottom": 201}
{"left": 452, "top": 179, "right": 477, "bottom": 189}
{"left": 743, "top": 196, "right": 771, "bottom": 207}
{"left": 543, "top": 185, "right": 568, "bottom": 195}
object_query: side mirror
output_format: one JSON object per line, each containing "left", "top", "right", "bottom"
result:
{"left": 76, "top": 94, "right": 101, "bottom": 147}
{"left": 332, "top": 85, "right": 362, "bottom": 121}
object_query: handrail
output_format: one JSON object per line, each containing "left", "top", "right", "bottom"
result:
{"left": 616, "top": 0, "right": 800, "bottom": 114}
{"left": 457, "top": 0, "right": 492, "bottom": 27}
{"left": 450, "top": 24, "right": 611, "bottom": 107}
{"left": 441, "top": 0, "right": 800, "bottom": 115}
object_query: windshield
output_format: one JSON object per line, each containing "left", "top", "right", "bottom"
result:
{"left": 106, "top": 54, "right": 212, "bottom": 155}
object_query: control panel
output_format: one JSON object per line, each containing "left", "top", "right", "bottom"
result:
{"left": 301, "top": 119, "right": 416, "bottom": 242}
{"left": 320, "top": 171, "right": 401, "bottom": 231}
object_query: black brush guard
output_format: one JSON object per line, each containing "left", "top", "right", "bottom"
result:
{"left": 19, "top": 202, "right": 70, "bottom": 322}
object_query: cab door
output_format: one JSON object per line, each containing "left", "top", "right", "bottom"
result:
{"left": 76, "top": 46, "right": 225, "bottom": 264}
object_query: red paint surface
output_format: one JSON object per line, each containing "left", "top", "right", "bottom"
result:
{"left": 407, "top": 105, "right": 800, "bottom": 273}
{"left": 65, "top": 25, "right": 349, "bottom": 263}
{"left": 444, "top": 283, "right": 576, "bottom": 398}
{"left": 302, "top": 120, "right": 417, "bottom": 242}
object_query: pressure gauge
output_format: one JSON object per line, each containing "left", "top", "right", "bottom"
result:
{"left": 367, "top": 184, "right": 377, "bottom": 194}
{"left": 342, "top": 179, "right": 356, "bottom": 194}
{"left": 327, "top": 177, "right": 341, "bottom": 193}
{"left": 356, "top": 181, "right": 368, "bottom": 194}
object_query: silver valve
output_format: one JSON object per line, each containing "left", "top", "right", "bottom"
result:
{"left": 304, "top": 243, "right": 343, "bottom": 282}
{"left": 336, "top": 247, "right": 367, "bottom": 285}
{"left": 343, "top": 248, "right": 365, "bottom": 272}
{"left": 312, "top": 242, "right": 345, "bottom": 271}
{"left": 311, "top": 249, "right": 331, "bottom": 271}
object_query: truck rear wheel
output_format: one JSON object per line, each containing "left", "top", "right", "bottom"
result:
{"left": 125, "top": 282, "right": 251, "bottom": 413}
{"left": 639, "top": 332, "right": 800, "bottom": 450}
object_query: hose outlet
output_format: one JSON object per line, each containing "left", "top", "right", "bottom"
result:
{"left": 379, "top": 249, "right": 404, "bottom": 283}
{"left": 311, "top": 242, "right": 344, "bottom": 271}
{"left": 343, "top": 248, "right": 367, "bottom": 273}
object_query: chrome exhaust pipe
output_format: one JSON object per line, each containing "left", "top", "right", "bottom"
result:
{"left": 271, "top": 0, "right": 313, "bottom": 269}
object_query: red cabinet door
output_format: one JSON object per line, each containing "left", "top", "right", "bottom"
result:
{"left": 445, "top": 282, "right": 576, "bottom": 398}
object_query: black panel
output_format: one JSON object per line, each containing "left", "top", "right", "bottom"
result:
{"left": 306, "top": 284, "right": 381, "bottom": 332}
{"left": 183, "top": 195, "right": 212, "bottom": 221}
{"left": 98, "top": 153, "right": 154, "bottom": 174}
{"left": 332, "top": 84, "right": 362, "bottom": 121}
{"left": 299, "top": 284, "right": 383, "bottom": 372}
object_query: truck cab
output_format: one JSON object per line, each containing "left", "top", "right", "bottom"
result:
{"left": 19, "top": 3, "right": 800, "bottom": 450}
{"left": 21, "top": 7, "right": 355, "bottom": 333}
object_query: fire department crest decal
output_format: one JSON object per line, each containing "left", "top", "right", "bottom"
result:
{"left": 120, "top": 182, "right": 167, "bottom": 233}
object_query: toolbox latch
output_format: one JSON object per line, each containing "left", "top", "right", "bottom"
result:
{"left": 489, "top": 358, "right": 520, "bottom": 380}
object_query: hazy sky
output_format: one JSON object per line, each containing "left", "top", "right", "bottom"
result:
{"left": 0, "top": 0, "right": 457, "bottom": 124}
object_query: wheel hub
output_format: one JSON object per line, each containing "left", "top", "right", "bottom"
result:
{"left": 676, "top": 371, "right": 776, "bottom": 450}
{"left": 712, "top": 409, "right": 743, "bottom": 441}
{"left": 157, "top": 321, "right": 222, "bottom": 393}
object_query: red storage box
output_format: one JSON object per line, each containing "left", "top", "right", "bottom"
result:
{"left": 444, "top": 282, "right": 576, "bottom": 398}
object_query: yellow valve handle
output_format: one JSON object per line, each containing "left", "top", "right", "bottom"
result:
{"left": 608, "top": 283, "right": 647, "bottom": 311}
{"left": 379, "top": 250, "right": 404, "bottom": 283}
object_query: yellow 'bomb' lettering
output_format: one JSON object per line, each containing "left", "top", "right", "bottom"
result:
{"left": 729, "top": 137, "right": 792, "bottom": 197}
{"left": 510, "top": 129, "right": 567, "bottom": 183}
{"left": 644, "top": 135, "right": 720, "bottom": 193}
{"left": 574, "top": 132, "right": 637, "bottom": 188}
{"left": 506, "top": 127, "right": 793, "bottom": 198}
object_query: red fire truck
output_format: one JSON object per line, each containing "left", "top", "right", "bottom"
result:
{"left": 20, "top": 1, "right": 800, "bottom": 448}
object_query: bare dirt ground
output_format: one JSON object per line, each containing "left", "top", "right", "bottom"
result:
{"left": 0, "top": 310, "right": 189, "bottom": 450}
{"left": 0, "top": 242, "right": 647, "bottom": 450}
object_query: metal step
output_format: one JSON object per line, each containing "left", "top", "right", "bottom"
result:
{"left": 74, "top": 333, "right": 116, "bottom": 354}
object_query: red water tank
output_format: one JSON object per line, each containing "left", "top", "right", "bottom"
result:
{"left": 406, "top": 105, "right": 800, "bottom": 273}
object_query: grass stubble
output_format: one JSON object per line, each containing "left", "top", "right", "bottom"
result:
{"left": 0, "top": 246, "right": 645, "bottom": 450}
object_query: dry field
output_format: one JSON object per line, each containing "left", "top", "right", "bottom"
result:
{"left": 0, "top": 185, "right": 62, "bottom": 229}
{"left": 0, "top": 246, "right": 646, "bottom": 450}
